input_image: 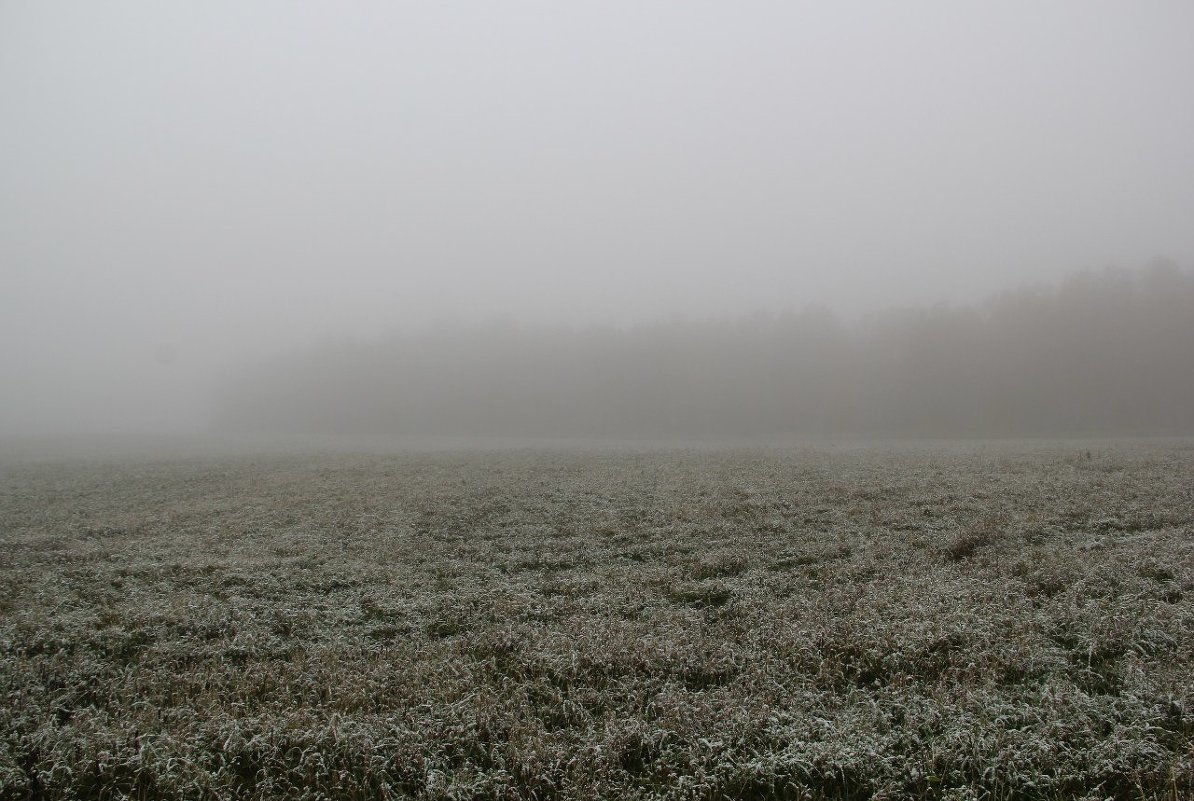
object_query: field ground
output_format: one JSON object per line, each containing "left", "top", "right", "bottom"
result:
{"left": 2, "top": 441, "right": 1193, "bottom": 800}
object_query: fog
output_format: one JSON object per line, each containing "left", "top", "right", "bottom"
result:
{"left": 217, "top": 263, "right": 1194, "bottom": 439}
{"left": 3, "top": 3, "right": 1194, "bottom": 441}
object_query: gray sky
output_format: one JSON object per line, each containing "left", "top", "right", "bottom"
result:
{"left": 2, "top": 1, "right": 1193, "bottom": 435}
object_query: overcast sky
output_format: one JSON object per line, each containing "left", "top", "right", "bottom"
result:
{"left": 2, "top": 1, "right": 1193, "bottom": 435}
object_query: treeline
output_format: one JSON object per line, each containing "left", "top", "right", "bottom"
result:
{"left": 216, "top": 263, "right": 1194, "bottom": 438}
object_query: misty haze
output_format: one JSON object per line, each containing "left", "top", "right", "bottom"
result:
{"left": 2, "top": 3, "right": 1194, "bottom": 800}
{"left": 216, "top": 263, "right": 1194, "bottom": 442}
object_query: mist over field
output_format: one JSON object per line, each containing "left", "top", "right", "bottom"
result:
{"left": 218, "top": 264, "right": 1194, "bottom": 440}
{"left": 3, "top": 1, "right": 1194, "bottom": 442}
{"left": 8, "top": 8, "right": 1194, "bottom": 798}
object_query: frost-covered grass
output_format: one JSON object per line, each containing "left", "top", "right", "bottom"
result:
{"left": 1, "top": 442, "right": 1193, "bottom": 800}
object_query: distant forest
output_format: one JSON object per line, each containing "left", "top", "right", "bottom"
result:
{"left": 217, "top": 263, "right": 1194, "bottom": 438}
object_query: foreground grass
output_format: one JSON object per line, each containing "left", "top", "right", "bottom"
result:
{"left": 1, "top": 442, "right": 1192, "bottom": 800}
